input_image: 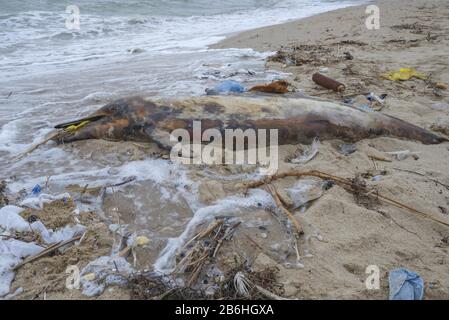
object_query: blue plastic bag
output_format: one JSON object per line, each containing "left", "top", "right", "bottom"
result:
{"left": 31, "top": 184, "right": 41, "bottom": 195}
{"left": 389, "top": 268, "right": 424, "bottom": 300}
{"left": 212, "top": 80, "right": 246, "bottom": 94}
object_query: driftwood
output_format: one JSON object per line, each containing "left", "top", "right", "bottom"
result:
{"left": 14, "top": 235, "right": 82, "bottom": 270}
{"left": 175, "top": 218, "right": 241, "bottom": 286}
{"left": 265, "top": 184, "right": 303, "bottom": 235}
{"left": 13, "top": 131, "right": 60, "bottom": 161}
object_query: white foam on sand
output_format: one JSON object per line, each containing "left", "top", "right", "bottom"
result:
{"left": 0, "top": 201, "right": 86, "bottom": 297}
{"left": 7, "top": 158, "right": 193, "bottom": 195}
{"left": 153, "top": 188, "right": 275, "bottom": 273}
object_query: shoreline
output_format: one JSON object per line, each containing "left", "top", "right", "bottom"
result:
{"left": 211, "top": 0, "right": 375, "bottom": 52}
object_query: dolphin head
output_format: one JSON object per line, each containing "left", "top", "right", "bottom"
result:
{"left": 53, "top": 97, "right": 155, "bottom": 143}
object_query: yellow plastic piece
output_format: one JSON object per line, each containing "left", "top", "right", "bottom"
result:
{"left": 65, "top": 120, "right": 91, "bottom": 133}
{"left": 134, "top": 236, "right": 150, "bottom": 247}
{"left": 381, "top": 68, "right": 427, "bottom": 81}
{"left": 83, "top": 273, "right": 96, "bottom": 281}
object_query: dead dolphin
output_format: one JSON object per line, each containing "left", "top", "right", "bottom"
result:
{"left": 53, "top": 95, "right": 446, "bottom": 148}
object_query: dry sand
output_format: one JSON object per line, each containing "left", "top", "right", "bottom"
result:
{"left": 4, "top": 0, "right": 449, "bottom": 299}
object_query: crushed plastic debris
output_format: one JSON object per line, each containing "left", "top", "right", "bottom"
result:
{"left": 234, "top": 271, "right": 251, "bottom": 297}
{"left": 80, "top": 255, "right": 134, "bottom": 297}
{"left": 0, "top": 205, "right": 30, "bottom": 232}
{"left": 381, "top": 68, "right": 427, "bottom": 81}
{"left": 20, "top": 192, "right": 71, "bottom": 210}
{"left": 0, "top": 239, "right": 43, "bottom": 297}
{"left": 0, "top": 203, "right": 85, "bottom": 297}
{"left": 389, "top": 268, "right": 424, "bottom": 300}
{"left": 206, "top": 80, "right": 246, "bottom": 95}
{"left": 339, "top": 143, "right": 357, "bottom": 155}
{"left": 366, "top": 92, "right": 387, "bottom": 105}
{"left": 134, "top": 236, "right": 150, "bottom": 247}
{"left": 286, "top": 179, "right": 325, "bottom": 210}
{"left": 290, "top": 138, "right": 320, "bottom": 164}
{"left": 1, "top": 206, "right": 85, "bottom": 244}
{"left": 33, "top": 223, "right": 86, "bottom": 244}
{"left": 31, "top": 184, "right": 41, "bottom": 195}
{"left": 385, "top": 150, "right": 420, "bottom": 161}
{"left": 83, "top": 273, "right": 96, "bottom": 281}
{"left": 433, "top": 88, "right": 444, "bottom": 97}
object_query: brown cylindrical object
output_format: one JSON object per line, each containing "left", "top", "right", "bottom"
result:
{"left": 312, "top": 73, "right": 345, "bottom": 92}
{"left": 435, "top": 82, "right": 448, "bottom": 90}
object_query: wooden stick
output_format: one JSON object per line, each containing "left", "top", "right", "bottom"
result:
{"left": 182, "top": 219, "right": 224, "bottom": 250}
{"left": 393, "top": 167, "right": 449, "bottom": 191}
{"left": 254, "top": 284, "right": 291, "bottom": 300}
{"left": 266, "top": 184, "right": 303, "bottom": 235}
{"left": 212, "top": 221, "right": 240, "bottom": 257}
{"left": 151, "top": 288, "right": 176, "bottom": 300}
{"left": 13, "top": 131, "right": 60, "bottom": 161}
{"left": 368, "top": 154, "right": 392, "bottom": 162}
{"left": 244, "top": 170, "right": 350, "bottom": 190}
{"left": 14, "top": 235, "right": 82, "bottom": 270}
{"left": 246, "top": 170, "right": 449, "bottom": 229}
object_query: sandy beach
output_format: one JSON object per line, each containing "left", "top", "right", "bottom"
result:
{"left": 212, "top": 0, "right": 449, "bottom": 299}
{"left": 2, "top": 0, "right": 449, "bottom": 300}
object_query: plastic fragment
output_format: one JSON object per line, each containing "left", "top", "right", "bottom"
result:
{"left": 381, "top": 68, "right": 427, "bottom": 81}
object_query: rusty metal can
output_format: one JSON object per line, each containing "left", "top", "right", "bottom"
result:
{"left": 312, "top": 73, "right": 346, "bottom": 92}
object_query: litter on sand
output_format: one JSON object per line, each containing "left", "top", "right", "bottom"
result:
{"left": 312, "top": 73, "right": 345, "bottom": 92}
{"left": 248, "top": 80, "right": 290, "bottom": 94}
{"left": 385, "top": 150, "right": 420, "bottom": 161}
{"left": 205, "top": 80, "right": 246, "bottom": 95}
{"left": 0, "top": 202, "right": 86, "bottom": 297}
{"left": 366, "top": 92, "right": 387, "bottom": 105}
{"left": 389, "top": 268, "right": 424, "bottom": 300}
{"left": 339, "top": 143, "right": 357, "bottom": 155}
{"left": 290, "top": 138, "right": 320, "bottom": 164}
{"left": 31, "top": 184, "right": 41, "bottom": 195}
{"left": 286, "top": 179, "right": 325, "bottom": 210}
{"left": 134, "top": 236, "right": 150, "bottom": 247}
{"left": 381, "top": 68, "right": 427, "bottom": 81}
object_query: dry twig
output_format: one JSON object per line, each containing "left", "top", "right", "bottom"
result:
{"left": 245, "top": 170, "right": 449, "bottom": 228}
{"left": 265, "top": 184, "right": 303, "bottom": 235}
{"left": 14, "top": 235, "right": 82, "bottom": 270}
